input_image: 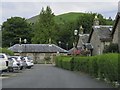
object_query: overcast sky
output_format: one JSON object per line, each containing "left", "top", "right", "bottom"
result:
{"left": 1, "top": 0, "right": 120, "bottom": 25}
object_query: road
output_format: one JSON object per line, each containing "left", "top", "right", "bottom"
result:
{"left": 2, "top": 64, "right": 113, "bottom": 88}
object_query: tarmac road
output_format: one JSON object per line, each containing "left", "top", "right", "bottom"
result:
{"left": 2, "top": 64, "right": 113, "bottom": 88}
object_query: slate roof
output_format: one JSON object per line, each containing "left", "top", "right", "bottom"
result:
{"left": 9, "top": 44, "right": 68, "bottom": 53}
{"left": 88, "top": 25, "right": 113, "bottom": 42}
{"left": 77, "top": 34, "right": 89, "bottom": 46}
{"left": 84, "top": 43, "right": 93, "bottom": 50}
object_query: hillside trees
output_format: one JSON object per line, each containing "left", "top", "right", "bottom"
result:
{"left": 2, "top": 17, "right": 32, "bottom": 47}
{"left": 32, "top": 6, "right": 56, "bottom": 44}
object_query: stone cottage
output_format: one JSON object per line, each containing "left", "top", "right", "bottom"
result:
{"left": 77, "top": 25, "right": 93, "bottom": 56}
{"left": 88, "top": 15, "right": 113, "bottom": 55}
{"left": 68, "top": 25, "right": 93, "bottom": 56}
{"left": 111, "top": 12, "right": 120, "bottom": 52}
{"left": 9, "top": 44, "right": 68, "bottom": 63}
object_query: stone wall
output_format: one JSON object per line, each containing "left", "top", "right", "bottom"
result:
{"left": 90, "top": 30, "right": 101, "bottom": 55}
{"left": 14, "top": 52, "right": 66, "bottom": 64}
{"left": 112, "top": 19, "right": 120, "bottom": 52}
{"left": 90, "top": 30, "right": 110, "bottom": 55}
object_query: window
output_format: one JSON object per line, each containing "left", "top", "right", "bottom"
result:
{"left": 0, "top": 55, "right": 4, "bottom": 58}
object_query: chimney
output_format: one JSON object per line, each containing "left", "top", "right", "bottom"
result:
{"left": 79, "top": 25, "right": 84, "bottom": 34}
{"left": 94, "top": 15, "right": 99, "bottom": 26}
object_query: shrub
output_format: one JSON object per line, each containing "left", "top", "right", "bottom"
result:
{"left": 55, "top": 56, "right": 72, "bottom": 70}
{"left": 103, "top": 43, "right": 119, "bottom": 53}
{"left": 73, "top": 56, "right": 89, "bottom": 72}
{"left": 55, "top": 53, "right": 119, "bottom": 83}
{"left": 55, "top": 56, "right": 62, "bottom": 67}
{"left": 88, "top": 56, "right": 98, "bottom": 77}
{"left": 0, "top": 48, "right": 14, "bottom": 55}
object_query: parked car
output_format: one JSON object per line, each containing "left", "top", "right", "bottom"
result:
{"left": 24, "top": 56, "right": 34, "bottom": 69}
{"left": 17, "top": 56, "right": 27, "bottom": 70}
{"left": 8, "top": 57, "right": 20, "bottom": 72}
{"left": 0, "top": 53, "right": 8, "bottom": 72}
{"left": 10, "top": 56, "right": 27, "bottom": 70}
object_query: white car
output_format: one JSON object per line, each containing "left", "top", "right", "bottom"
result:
{"left": 11, "top": 56, "right": 27, "bottom": 70}
{"left": 0, "top": 53, "right": 8, "bottom": 72}
{"left": 24, "top": 56, "right": 34, "bottom": 69}
{"left": 17, "top": 56, "right": 27, "bottom": 70}
{"left": 8, "top": 57, "right": 20, "bottom": 72}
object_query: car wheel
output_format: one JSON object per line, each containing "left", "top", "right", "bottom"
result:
{"left": 8, "top": 67, "right": 14, "bottom": 72}
{"left": 20, "top": 66, "right": 23, "bottom": 70}
{"left": 27, "top": 66, "right": 31, "bottom": 69}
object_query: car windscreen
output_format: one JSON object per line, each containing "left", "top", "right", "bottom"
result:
{"left": 27, "top": 57, "right": 33, "bottom": 60}
{"left": 0, "top": 55, "right": 4, "bottom": 58}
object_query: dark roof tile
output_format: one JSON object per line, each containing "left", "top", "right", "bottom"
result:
{"left": 9, "top": 44, "right": 68, "bottom": 53}
{"left": 89, "top": 25, "right": 113, "bottom": 42}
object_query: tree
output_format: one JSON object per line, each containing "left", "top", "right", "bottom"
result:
{"left": 103, "top": 43, "right": 119, "bottom": 53}
{"left": 0, "top": 48, "right": 14, "bottom": 55}
{"left": 32, "top": 6, "right": 56, "bottom": 44}
{"left": 2, "top": 17, "right": 32, "bottom": 47}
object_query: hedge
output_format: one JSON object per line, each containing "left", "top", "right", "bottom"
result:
{"left": 55, "top": 56, "right": 72, "bottom": 70}
{"left": 55, "top": 53, "right": 119, "bottom": 83}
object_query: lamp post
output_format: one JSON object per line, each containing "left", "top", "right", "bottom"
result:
{"left": 24, "top": 39, "right": 27, "bottom": 56}
{"left": 19, "top": 38, "right": 22, "bottom": 56}
{"left": 58, "top": 41, "right": 61, "bottom": 47}
{"left": 74, "top": 30, "right": 78, "bottom": 47}
{"left": 66, "top": 43, "right": 68, "bottom": 50}
{"left": 74, "top": 29, "right": 78, "bottom": 55}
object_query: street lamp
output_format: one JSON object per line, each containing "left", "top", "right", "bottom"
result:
{"left": 18, "top": 38, "right": 22, "bottom": 56}
{"left": 73, "top": 29, "right": 78, "bottom": 55}
{"left": 74, "top": 30, "right": 78, "bottom": 36}
{"left": 24, "top": 39, "right": 27, "bottom": 56}
{"left": 24, "top": 39, "right": 27, "bottom": 44}
{"left": 66, "top": 43, "right": 68, "bottom": 50}
{"left": 19, "top": 38, "right": 21, "bottom": 45}
{"left": 58, "top": 41, "right": 61, "bottom": 47}
{"left": 74, "top": 30, "right": 78, "bottom": 48}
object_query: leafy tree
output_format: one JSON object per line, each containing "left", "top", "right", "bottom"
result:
{"left": 2, "top": 17, "right": 32, "bottom": 47}
{"left": 0, "top": 48, "right": 14, "bottom": 55}
{"left": 32, "top": 6, "right": 56, "bottom": 44}
{"left": 76, "top": 13, "right": 94, "bottom": 34}
{"left": 30, "top": 9, "right": 114, "bottom": 50}
{"left": 103, "top": 43, "right": 119, "bottom": 53}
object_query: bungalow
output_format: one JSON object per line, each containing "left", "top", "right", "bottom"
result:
{"left": 9, "top": 44, "right": 68, "bottom": 63}
{"left": 111, "top": 12, "right": 120, "bottom": 52}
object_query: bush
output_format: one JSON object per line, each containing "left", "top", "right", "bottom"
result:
{"left": 88, "top": 56, "right": 98, "bottom": 77}
{"left": 55, "top": 56, "right": 62, "bottom": 67}
{"left": 103, "top": 43, "right": 119, "bottom": 53}
{"left": 55, "top": 56, "right": 72, "bottom": 70}
{"left": 73, "top": 56, "right": 89, "bottom": 72}
{"left": 0, "top": 48, "right": 14, "bottom": 55}
{"left": 55, "top": 53, "right": 119, "bottom": 83}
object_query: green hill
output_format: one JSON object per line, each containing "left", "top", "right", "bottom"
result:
{"left": 27, "top": 15, "right": 39, "bottom": 23}
{"left": 27, "top": 12, "right": 85, "bottom": 24}
{"left": 54, "top": 12, "right": 84, "bottom": 24}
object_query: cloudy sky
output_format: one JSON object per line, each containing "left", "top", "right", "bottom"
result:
{"left": 1, "top": 0, "right": 120, "bottom": 25}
